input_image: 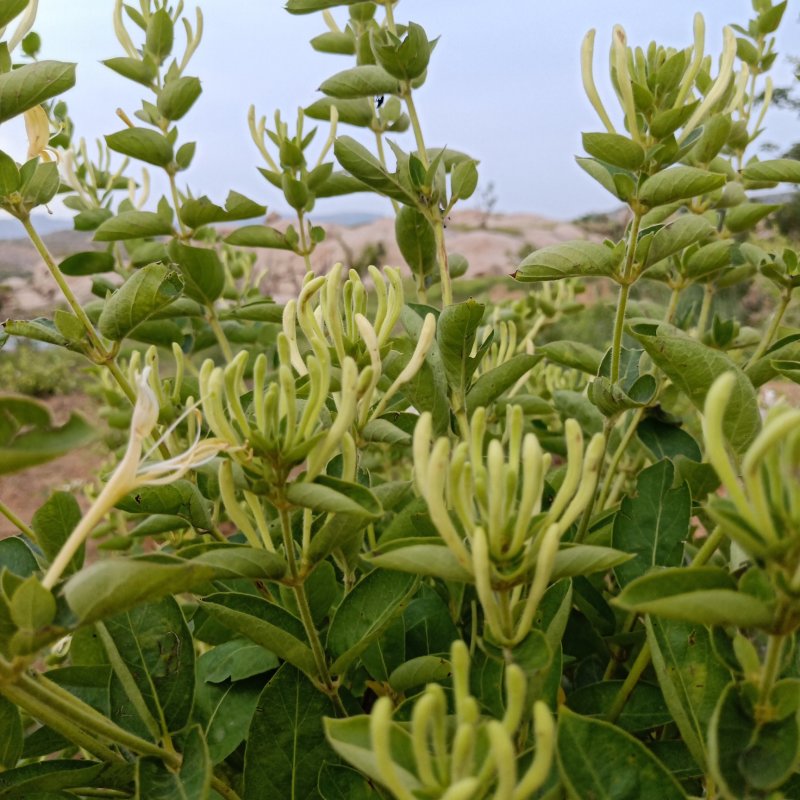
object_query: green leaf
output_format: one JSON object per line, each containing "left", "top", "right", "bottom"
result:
{"left": 157, "top": 75, "right": 202, "bottom": 121}
{"left": 451, "top": 158, "right": 478, "bottom": 200}
{"left": 395, "top": 205, "right": 436, "bottom": 276}
{"left": 97, "top": 263, "right": 182, "bottom": 341}
{"left": 167, "top": 240, "right": 224, "bottom": 304}
{"left": 437, "top": 299, "right": 485, "bottom": 399}
{"left": 64, "top": 547, "right": 286, "bottom": 624}
{"left": 31, "top": 491, "right": 82, "bottom": 574}
{"left": 286, "top": 0, "right": 364, "bottom": 13}
{"left": 115, "top": 480, "right": 212, "bottom": 530}
{"left": 367, "top": 539, "right": 471, "bottom": 582}
{"left": 746, "top": 333, "right": 800, "bottom": 387}
{"left": 647, "top": 617, "right": 731, "bottom": 770}
{"left": 20, "top": 160, "right": 60, "bottom": 208}
{"left": 136, "top": 726, "right": 210, "bottom": 799}
{"left": 334, "top": 135, "right": 416, "bottom": 204}
{"left": 612, "top": 460, "right": 690, "bottom": 587}
{"left": 0, "top": 695, "right": 22, "bottom": 769}
{"left": 305, "top": 96, "right": 373, "bottom": 127}
{"left": 514, "top": 241, "right": 621, "bottom": 281}
{"left": 465, "top": 353, "right": 540, "bottom": 414}
{"left": 194, "top": 676, "right": 261, "bottom": 764}
{"left": 105, "top": 127, "right": 173, "bottom": 167}
{"left": 320, "top": 64, "right": 400, "bottom": 98}
{"left": 684, "top": 240, "right": 735, "bottom": 279}
{"left": 708, "top": 681, "right": 800, "bottom": 796}
{"left": 311, "top": 30, "right": 356, "bottom": 55}
{"left": 724, "top": 202, "right": 780, "bottom": 233}
{"left": 325, "top": 715, "right": 421, "bottom": 794}
{"left": 558, "top": 707, "right": 687, "bottom": 799}
{"left": 199, "top": 639, "right": 278, "bottom": 683}
{"left": 0, "top": 395, "right": 96, "bottom": 475}
{"left": 0, "top": 0, "right": 27, "bottom": 27}
{"left": 243, "top": 664, "right": 335, "bottom": 800}
{"left": 568, "top": 681, "right": 671, "bottom": 733}
{"left": 551, "top": 544, "right": 633, "bottom": 580}
{"left": 201, "top": 593, "right": 317, "bottom": 678}
{"left": 741, "top": 158, "right": 800, "bottom": 183}
{"left": 540, "top": 340, "right": 603, "bottom": 374}
{"left": 636, "top": 418, "right": 702, "bottom": 462}
{"left": 646, "top": 214, "right": 714, "bottom": 267}
{"left": 0, "top": 61, "right": 76, "bottom": 124}
{"left": 638, "top": 166, "right": 726, "bottom": 207}
{"left": 57, "top": 250, "right": 115, "bottom": 277}
{"left": 103, "top": 596, "right": 195, "bottom": 734}
{"left": 327, "top": 569, "right": 418, "bottom": 675}
{"left": 0, "top": 536, "right": 39, "bottom": 577}
{"left": 629, "top": 321, "right": 761, "bottom": 455}
{"left": 0, "top": 148, "right": 21, "bottom": 195}
{"left": 287, "top": 475, "right": 382, "bottom": 518}
{"left": 388, "top": 655, "right": 452, "bottom": 694}
{"left": 224, "top": 224, "right": 293, "bottom": 250}
{"left": 318, "top": 763, "right": 378, "bottom": 800}
{"left": 93, "top": 210, "right": 173, "bottom": 241}
{"left": 582, "top": 132, "right": 645, "bottom": 170}
{"left": 615, "top": 568, "right": 774, "bottom": 627}
{"left": 145, "top": 8, "right": 174, "bottom": 61}
{"left": 102, "top": 57, "right": 156, "bottom": 87}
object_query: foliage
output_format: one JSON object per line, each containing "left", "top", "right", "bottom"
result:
{"left": 0, "top": 344, "right": 88, "bottom": 396}
{"left": 0, "top": 1, "right": 800, "bottom": 799}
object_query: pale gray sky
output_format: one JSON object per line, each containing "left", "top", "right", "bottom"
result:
{"left": 2, "top": 1, "right": 799, "bottom": 221}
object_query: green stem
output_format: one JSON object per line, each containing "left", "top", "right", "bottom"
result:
{"left": 747, "top": 289, "right": 791, "bottom": 367}
{"left": 95, "top": 621, "right": 164, "bottom": 742}
{"left": 22, "top": 215, "right": 107, "bottom": 356}
{"left": 664, "top": 287, "right": 680, "bottom": 323}
{"left": 383, "top": 0, "right": 397, "bottom": 32}
{"left": 610, "top": 211, "right": 642, "bottom": 384}
{"left": 168, "top": 171, "right": 188, "bottom": 238}
{"left": 597, "top": 408, "right": 644, "bottom": 511}
{"left": 607, "top": 641, "right": 651, "bottom": 723}
{"left": 610, "top": 284, "right": 631, "bottom": 385}
{"left": 373, "top": 131, "right": 400, "bottom": 215}
{"left": 433, "top": 219, "right": 453, "bottom": 307}
{"left": 21, "top": 214, "right": 138, "bottom": 405}
{"left": 297, "top": 210, "right": 313, "bottom": 274}
{"left": 605, "top": 525, "right": 726, "bottom": 719}
{"left": 696, "top": 282, "right": 714, "bottom": 338}
{"left": 0, "top": 680, "right": 123, "bottom": 763}
{"left": 207, "top": 308, "right": 234, "bottom": 363}
{"left": 278, "top": 505, "right": 344, "bottom": 714}
{"left": 403, "top": 88, "right": 428, "bottom": 168}
{"left": 19, "top": 670, "right": 170, "bottom": 761}
{"left": 759, "top": 634, "right": 786, "bottom": 706}
{"left": 0, "top": 497, "right": 37, "bottom": 539}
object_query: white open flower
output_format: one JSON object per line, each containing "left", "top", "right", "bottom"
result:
{"left": 42, "top": 367, "right": 229, "bottom": 589}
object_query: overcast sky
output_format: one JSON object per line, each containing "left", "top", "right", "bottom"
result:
{"left": 2, "top": 1, "right": 799, "bottom": 222}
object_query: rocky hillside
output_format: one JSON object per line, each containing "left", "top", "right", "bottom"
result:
{"left": 0, "top": 210, "right": 603, "bottom": 317}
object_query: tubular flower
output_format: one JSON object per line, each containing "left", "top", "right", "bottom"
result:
{"left": 42, "top": 368, "right": 228, "bottom": 589}
{"left": 24, "top": 105, "right": 59, "bottom": 162}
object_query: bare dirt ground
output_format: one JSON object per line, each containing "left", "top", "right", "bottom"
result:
{"left": 0, "top": 394, "right": 105, "bottom": 538}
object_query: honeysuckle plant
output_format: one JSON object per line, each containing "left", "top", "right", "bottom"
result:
{"left": 1, "top": 0, "right": 800, "bottom": 798}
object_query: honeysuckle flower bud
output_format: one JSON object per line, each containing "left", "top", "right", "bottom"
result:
{"left": 581, "top": 29, "right": 616, "bottom": 134}
{"left": 4, "top": 0, "right": 37, "bottom": 51}
{"left": 677, "top": 25, "right": 737, "bottom": 144}
{"left": 612, "top": 26, "right": 641, "bottom": 145}
{"left": 113, "top": 0, "right": 138, "bottom": 58}
{"left": 369, "top": 311, "right": 436, "bottom": 421}
{"left": 42, "top": 368, "right": 227, "bottom": 589}
{"left": 675, "top": 13, "right": 706, "bottom": 107}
